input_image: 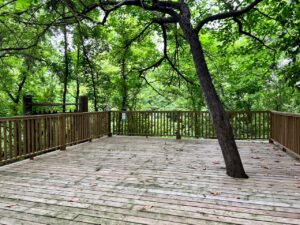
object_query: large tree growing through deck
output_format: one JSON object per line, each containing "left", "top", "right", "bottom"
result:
{"left": 0, "top": 0, "right": 272, "bottom": 178}
{"left": 65, "top": 0, "right": 266, "bottom": 179}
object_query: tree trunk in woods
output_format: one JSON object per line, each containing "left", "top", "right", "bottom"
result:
{"left": 179, "top": 13, "right": 248, "bottom": 178}
{"left": 75, "top": 44, "right": 80, "bottom": 112}
{"left": 121, "top": 57, "right": 128, "bottom": 111}
{"left": 62, "top": 24, "right": 69, "bottom": 113}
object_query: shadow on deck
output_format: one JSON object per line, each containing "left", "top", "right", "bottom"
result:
{"left": 0, "top": 136, "right": 299, "bottom": 225}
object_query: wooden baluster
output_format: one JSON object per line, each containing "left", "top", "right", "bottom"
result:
{"left": 74, "top": 114, "right": 77, "bottom": 143}
{"left": 0, "top": 122, "right": 2, "bottom": 162}
{"left": 14, "top": 121, "right": 18, "bottom": 159}
{"left": 26, "top": 119, "right": 30, "bottom": 156}
{"left": 80, "top": 114, "right": 82, "bottom": 141}
{"left": 83, "top": 114, "right": 85, "bottom": 140}
{"left": 91, "top": 114, "right": 94, "bottom": 139}
{"left": 47, "top": 117, "right": 51, "bottom": 149}
{"left": 49, "top": 117, "right": 53, "bottom": 148}
{"left": 29, "top": 118, "right": 35, "bottom": 157}
{"left": 108, "top": 111, "right": 112, "bottom": 137}
{"left": 80, "top": 114, "right": 84, "bottom": 141}
{"left": 83, "top": 114, "right": 86, "bottom": 140}
{"left": 60, "top": 115, "right": 66, "bottom": 150}
{"left": 166, "top": 112, "right": 169, "bottom": 136}
{"left": 8, "top": 121, "right": 12, "bottom": 160}
{"left": 261, "top": 112, "right": 264, "bottom": 140}
{"left": 176, "top": 111, "right": 181, "bottom": 140}
{"left": 34, "top": 118, "right": 38, "bottom": 153}
{"left": 4, "top": 122, "right": 7, "bottom": 161}
{"left": 53, "top": 118, "right": 56, "bottom": 148}
{"left": 164, "top": 112, "right": 166, "bottom": 136}
{"left": 39, "top": 118, "right": 42, "bottom": 152}
{"left": 205, "top": 112, "right": 209, "bottom": 138}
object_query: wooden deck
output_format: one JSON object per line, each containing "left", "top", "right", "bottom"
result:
{"left": 0, "top": 136, "right": 299, "bottom": 225}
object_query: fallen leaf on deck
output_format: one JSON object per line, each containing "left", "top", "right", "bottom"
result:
{"left": 143, "top": 205, "right": 153, "bottom": 210}
{"left": 133, "top": 205, "right": 153, "bottom": 211}
{"left": 188, "top": 166, "right": 196, "bottom": 169}
{"left": 95, "top": 166, "right": 102, "bottom": 171}
{"left": 209, "top": 191, "right": 221, "bottom": 196}
{"left": 251, "top": 156, "right": 261, "bottom": 159}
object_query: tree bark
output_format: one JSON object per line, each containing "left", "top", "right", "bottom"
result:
{"left": 179, "top": 13, "right": 248, "bottom": 178}
{"left": 62, "top": 24, "right": 69, "bottom": 113}
{"left": 120, "top": 57, "right": 128, "bottom": 111}
{"left": 75, "top": 44, "right": 80, "bottom": 112}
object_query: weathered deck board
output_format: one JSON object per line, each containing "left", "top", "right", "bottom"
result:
{"left": 0, "top": 136, "right": 299, "bottom": 225}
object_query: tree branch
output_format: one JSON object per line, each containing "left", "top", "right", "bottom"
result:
{"left": 233, "top": 17, "right": 274, "bottom": 50}
{"left": 0, "top": 20, "right": 56, "bottom": 52}
{"left": 254, "top": 7, "right": 276, "bottom": 21}
{"left": 123, "top": 21, "right": 153, "bottom": 49}
{"left": 195, "top": 0, "right": 263, "bottom": 32}
{"left": 139, "top": 74, "right": 166, "bottom": 98}
{"left": 0, "top": 0, "right": 16, "bottom": 10}
{"left": 160, "top": 24, "right": 198, "bottom": 86}
{"left": 99, "top": 0, "right": 179, "bottom": 18}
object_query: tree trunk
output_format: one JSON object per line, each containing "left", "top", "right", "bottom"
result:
{"left": 179, "top": 15, "right": 248, "bottom": 178}
{"left": 75, "top": 44, "right": 80, "bottom": 112}
{"left": 121, "top": 57, "right": 128, "bottom": 111}
{"left": 62, "top": 24, "right": 69, "bottom": 113}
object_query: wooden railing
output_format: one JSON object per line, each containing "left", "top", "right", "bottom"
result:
{"left": 111, "top": 111, "right": 270, "bottom": 140}
{"left": 1, "top": 110, "right": 298, "bottom": 165}
{"left": 270, "top": 111, "right": 300, "bottom": 156}
{"left": 0, "top": 112, "right": 110, "bottom": 165}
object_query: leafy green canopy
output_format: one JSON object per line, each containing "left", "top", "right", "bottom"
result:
{"left": 0, "top": 0, "right": 299, "bottom": 116}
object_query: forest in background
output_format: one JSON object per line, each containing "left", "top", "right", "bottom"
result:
{"left": 0, "top": 0, "right": 299, "bottom": 117}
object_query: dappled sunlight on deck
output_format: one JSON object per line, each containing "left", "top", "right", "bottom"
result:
{"left": 0, "top": 136, "right": 299, "bottom": 224}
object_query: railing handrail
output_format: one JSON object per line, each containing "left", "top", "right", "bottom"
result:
{"left": 0, "top": 111, "right": 108, "bottom": 121}
{"left": 270, "top": 111, "right": 300, "bottom": 118}
{"left": 111, "top": 110, "right": 270, "bottom": 113}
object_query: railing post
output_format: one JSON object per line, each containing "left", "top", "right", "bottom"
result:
{"left": 269, "top": 111, "right": 274, "bottom": 144}
{"left": 176, "top": 111, "right": 181, "bottom": 140}
{"left": 108, "top": 111, "right": 112, "bottom": 137}
{"left": 60, "top": 114, "right": 66, "bottom": 150}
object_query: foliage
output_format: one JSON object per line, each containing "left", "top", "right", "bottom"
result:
{"left": 0, "top": 0, "right": 299, "bottom": 117}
